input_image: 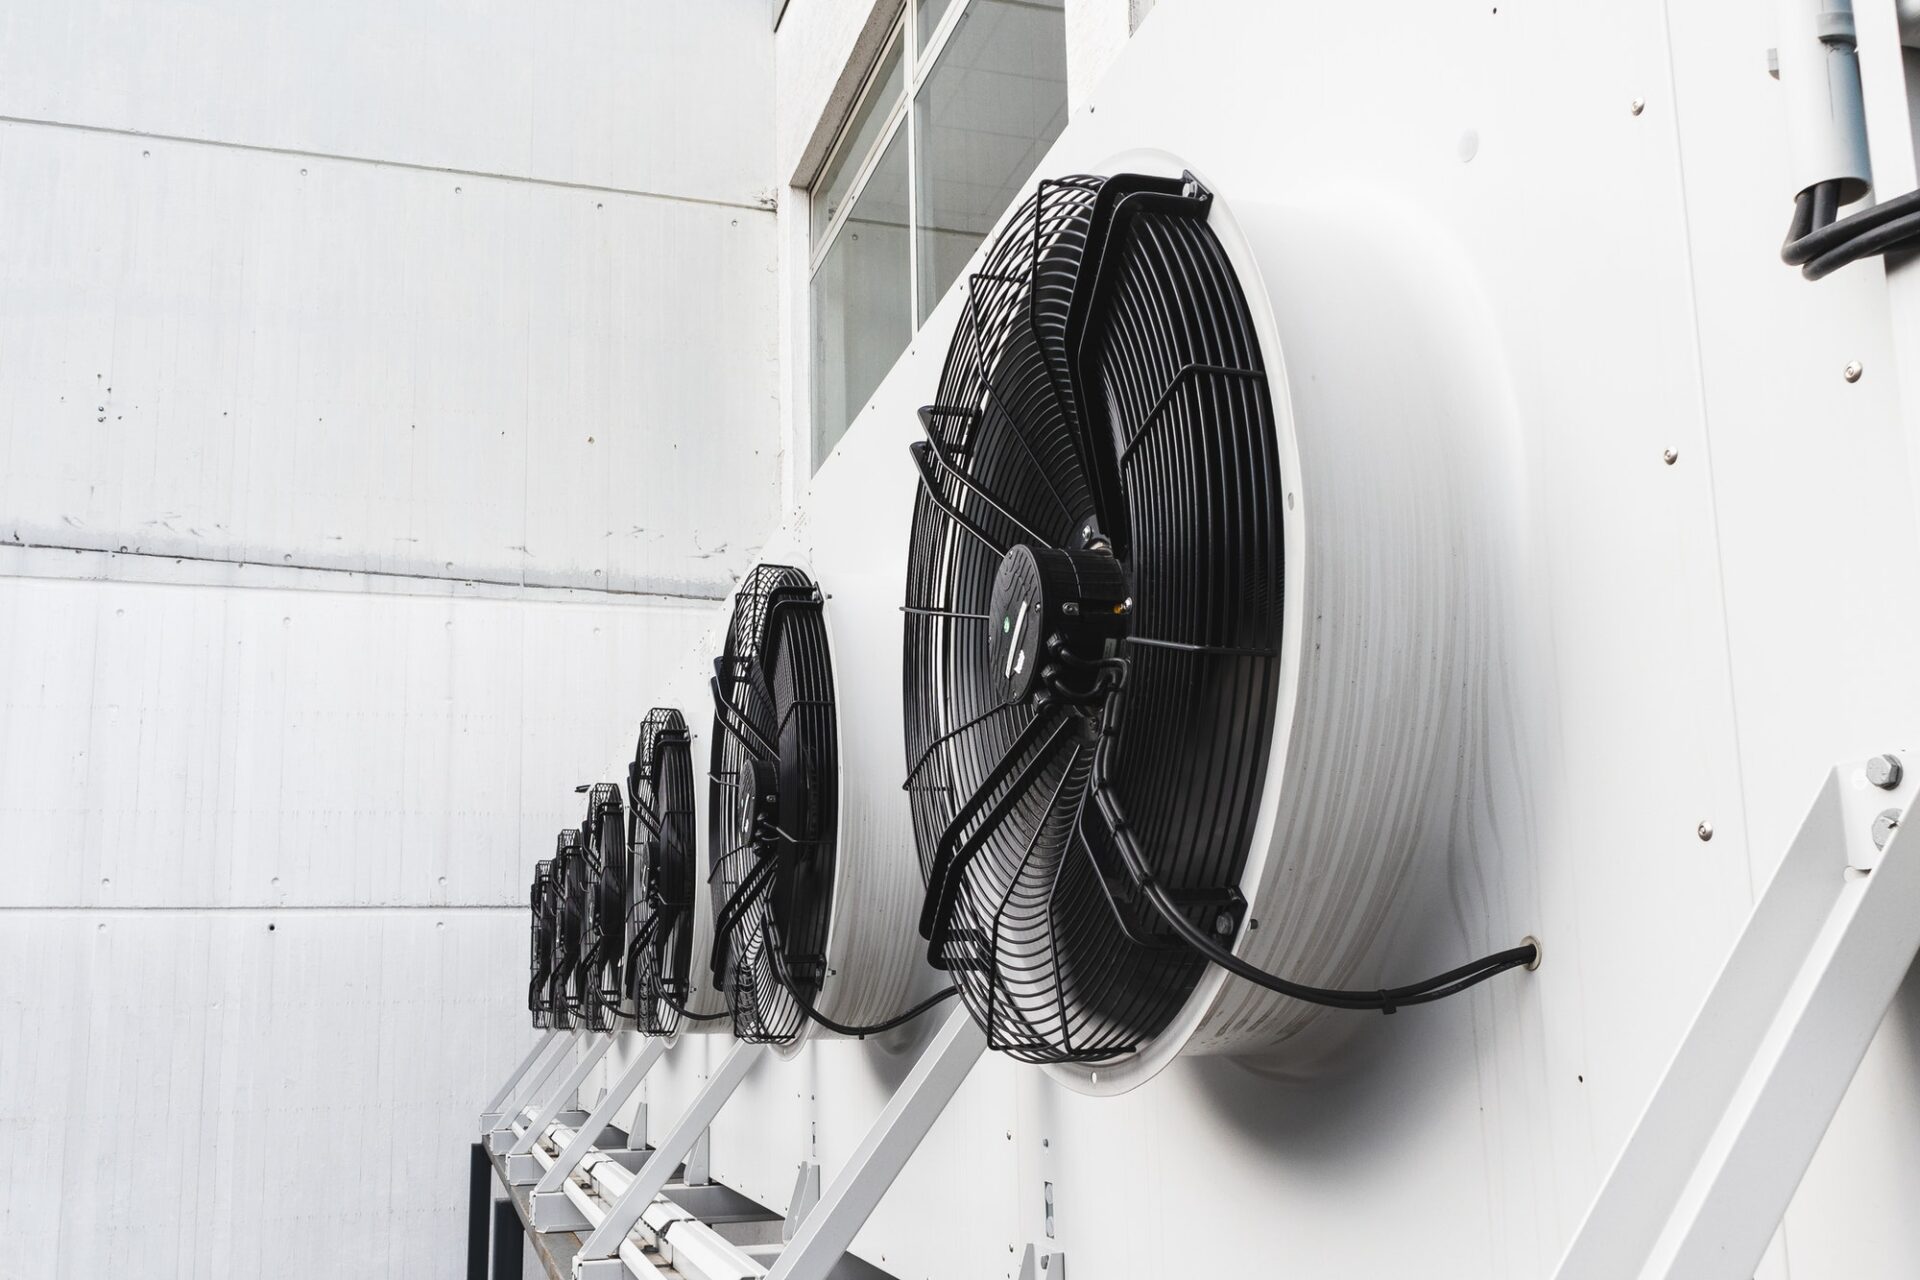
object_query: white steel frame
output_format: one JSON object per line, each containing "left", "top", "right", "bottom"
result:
{"left": 487, "top": 1029, "right": 588, "bottom": 1155}
{"left": 531, "top": 1039, "right": 670, "bottom": 1231}
{"left": 1555, "top": 751, "right": 1920, "bottom": 1279}
{"left": 504, "top": 1033, "right": 617, "bottom": 1184}
{"left": 766, "top": 1002, "right": 986, "bottom": 1280}
{"left": 480, "top": 1028, "right": 563, "bottom": 1133}
{"left": 574, "top": 1040, "right": 773, "bottom": 1277}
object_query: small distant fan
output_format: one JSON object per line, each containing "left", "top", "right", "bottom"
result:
{"left": 550, "top": 828, "right": 592, "bottom": 1030}
{"left": 529, "top": 858, "right": 559, "bottom": 1029}
{"left": 708, "top": 564, "right": 839, "bottom": 1044}
{"left": 625, "top": 707, "right": 709, "bottom": 1036}
{"left": 903, "top": 171, "right": 1535, "bottom": 1076}
{"left": 578, "top": 782, "right": 628, "bottom": 1030}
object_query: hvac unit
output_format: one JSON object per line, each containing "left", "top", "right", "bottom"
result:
{"left": 705, "top": 562, "right": 942, "bottom": 1049}
{"left": 577, "top": 782, "right": 629, "bottom": 1032}
{"left": 626, "top": 706, "right": 730, "bottom": 1035}
{"left": 528, "top": 858, "right": 560, "bottom": 1031}
{"left": 902, "top": 170, "right": 1536, "bottom": 1091}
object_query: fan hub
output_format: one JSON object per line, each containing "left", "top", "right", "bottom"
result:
{"left": 986, "top": 544, "right": 1131, "bottom": 704}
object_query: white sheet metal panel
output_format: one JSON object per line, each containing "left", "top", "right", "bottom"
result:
{"left": 0, "top": 118, "right": 778, "bottom": 597}
{"left": 601, "top": 1, "right": 1920, "bottom": 1278}
{"left": 0, "top": 0, "right": 774, "bottom": 207}
{"left": 0, "top": 569, "right": 716, "bottom": 911}
{"left": 0, "top": 909, "right": 532, "bottom": 1280}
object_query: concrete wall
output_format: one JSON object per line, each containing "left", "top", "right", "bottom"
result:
{"left": 0, "top": 3, "right": 777, "bottom": 1277}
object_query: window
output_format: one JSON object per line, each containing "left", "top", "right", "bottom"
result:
{"left": 808, "top": 0, "right": 1067, "bottom": 469}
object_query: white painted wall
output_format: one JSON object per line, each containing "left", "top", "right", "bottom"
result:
{"left": 0, "top": 2, "right": 777, "bottom": 1276}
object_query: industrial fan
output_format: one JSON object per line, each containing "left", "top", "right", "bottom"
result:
{"left": 707, "top": 564, "right": 838, "bottom": 1043}
{"left": 707, "top": 563, "right": 938, "bottom": 1048}
{"left": 528, "top": 858, "right": 560, "bottom": 1030}
{"left": 550, "top": 828, "right": 592, "bottom": 1030}
{"left": 577, "top": 782, "right": 628, "bottom": 1030}
{"left": 625, "top": 707, "right": 710, "bottom": 1035}
{"left": 903, "top": 170, "right": 1536, "bottom": 1081}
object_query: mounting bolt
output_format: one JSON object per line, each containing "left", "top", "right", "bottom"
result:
{"left": 1873, "top": 808, "right": 1903, "bottom": 850}
{"left": 1663, "top": 448, "right": 1679, "bottom": 465}
{"left": 1630, "top": 98, "right": 1646, "bottom": 115}
{"left": 1697, "top": 821, "right": 1714, "bottom": 841}
{"left": 1213, "top": 911, "right": 1236, "bottom": 935}
{"left": 1867, "top": 753, "right": 1904, "bottom": 790}
{"left": 1844, "top": 361, "right": 1864, "bottom": 383}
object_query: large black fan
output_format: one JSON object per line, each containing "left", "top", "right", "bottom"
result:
{"left": 551, "top": 828, "right": 592, "bottom": 1029}
{"left": 529, "top": 858, "right": 560, "bottom": 1029}
{"left": 708, "top": 564, "right": 838, "bottom": 1044}
{"left": 579, "top": 782, "right": 628, "bottom": 1030}
{"left": 902, "top": 173, "right": 1285, "bottom": 1065}
{"left": 626, "top": 707, "right": 700, "bottom": 1035}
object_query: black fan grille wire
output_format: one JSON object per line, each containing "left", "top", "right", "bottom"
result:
{"left": 707, "top": 564, "right": 838, "bottom": 1045}
{"left": 550, "top": 830, "right": 587, "bottom": 1029}
{"left": 902, "top": 173, "right": 1287, "bottom": 1065}
{"left": 627, "top": 707, "right": 712, "bottom": 1036}
{"left": 529, "top": 858, "right": 558, "bottom": 1029}
{"left": 580, "top": 782, "right": 628, "bottom": 1029}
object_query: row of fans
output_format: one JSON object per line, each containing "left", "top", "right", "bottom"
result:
{"left": 523, "top": 168, "right": 1536, "bottom": 1083}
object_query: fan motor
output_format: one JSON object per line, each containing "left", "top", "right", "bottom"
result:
{"left": 986, "top": 543, "right": 1130, "bottom": 706}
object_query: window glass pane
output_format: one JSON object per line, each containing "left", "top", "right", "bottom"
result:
{"left": 912, "top": 0, "right": 1068, "bottom": 323}
{"left": 810, "top": 35, "right": 906, "bottom": 256}
{"left": 915, "top": 0, "right": 962, "bottom": 52}
{"left": 810, "top": 128, "right": 912, "bottom": 466}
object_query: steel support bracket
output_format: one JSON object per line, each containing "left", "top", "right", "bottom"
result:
{"left": 766, "top": 1002, "right": 987, "bottom": 1280}
{"left": 530, "top": 1039, "right": 670, "bottom": 1231}
{"left": 1554, "top": 752, "right": 1920, "bottom": 1279}
{"left": 1017, "top": 1244, "right": 1066, "bottom": 1279}
{"left": 487, "top": 1030, "right": 584, "bottom": 1153}
{"left": 506, "top": 1034, "right": 615, "bottom": 1184}
{"left": 573, "top": 1040, "right": 771, "bottom": 1269}
{"left": 480, "top": 1029, "right": 562, "bottom": 1133}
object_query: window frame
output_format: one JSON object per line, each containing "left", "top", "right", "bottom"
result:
{"left": 804, "top": 0, "right": 1064, "bottom": 472}
{"left": 806, "top": 0, "right": 985, "bottom": 316}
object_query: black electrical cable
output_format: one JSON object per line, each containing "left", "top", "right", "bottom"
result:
{"left": 763, "top": 921, "right": 960, "bottom": 1039}
{"left": 1134, "top": 877, "right": 1536, "bottom": 1014}
{"left": 1086, "top": 693, "right": 1539, "bottom": 1016}
{"left": 1782, "top": 181, "right": 1920, "bottom": 280}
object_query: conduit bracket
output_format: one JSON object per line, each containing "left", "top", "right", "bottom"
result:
{"left": 1017, "top": 1244, "right": 1067, "bottom": 1280}
{"left": 1554, "top": 749, "right": 1920, "bottom": 1279}
{"left": 532, "top": 1039, "right": 670, "bottom": 1231}
{"left": 765, "top": 1002, "right": 987, "bottom": 1280}
{"left": 574, "top": 1039, "right": 771, "bottom": 1276}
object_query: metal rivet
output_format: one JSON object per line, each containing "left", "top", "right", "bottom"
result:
{"left": 1630, "top": 98, "right": 1646, "bottom": 115}
{"left": 1867, "top": 753, "right": 1904, "bottom": 790}
{"left": 1844, "top": 361, "right": 1863, "bottom": 382}
{"left": 1697, "top": 821, "right": 1714, "bottom": 841}
{"left": 1663, "top": 449, "right": 1679, "bottom": 465}
{"left": 1873, "top": 808, "right": 1903, "bottom": 849}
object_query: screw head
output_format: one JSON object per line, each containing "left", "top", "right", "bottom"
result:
{"left": 1844, "top": 361, "right": 1863, "bottom": 382}
{"left": 1867, "top": 753, "right": 1904, "bottom": 790}
{"left": 1873, "top": 808, "right": 1903, "bottom": 850}
{"left": 1663, "top": 448, "right": 1679, "bottom": 465}
{"left": 1697, "top": 821, "right": 1714, "bottom": 841}
{"left": 1213, "top": 911, "right": 1236, "bottom": 935}
{"left": 1630, "top": 98, "right": 1646, "bottom": 115}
